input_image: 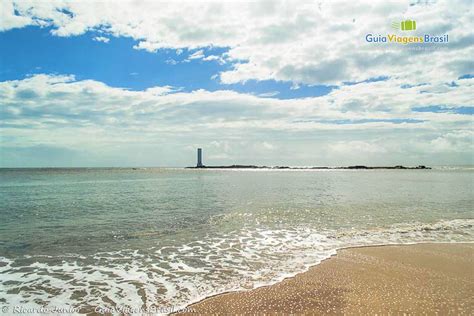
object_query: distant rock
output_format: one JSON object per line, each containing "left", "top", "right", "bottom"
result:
{"left": 186, "top": 165, "right": 431, "bottom": 170}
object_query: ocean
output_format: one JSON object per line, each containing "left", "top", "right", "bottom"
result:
{"left": 0, "top": 167, "right": 473, "bottom": 312}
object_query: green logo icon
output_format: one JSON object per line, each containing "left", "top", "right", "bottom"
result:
{"left": 391, "top": 20, "right": 417, "bottom": 31}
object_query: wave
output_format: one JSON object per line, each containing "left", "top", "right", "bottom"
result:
{"left": 1, "top": 218, "right": 473, "bottom": 314}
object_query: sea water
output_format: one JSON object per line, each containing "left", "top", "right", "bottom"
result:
{"left": 0, "top": 167, "right": 473, "bottom": 312}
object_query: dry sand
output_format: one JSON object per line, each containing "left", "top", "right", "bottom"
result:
{"left": 178, "top": 243, "right": 474, "bottom": 315}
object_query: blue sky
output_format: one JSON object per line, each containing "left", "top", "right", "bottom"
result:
{"left": 0, "top": 0, "right": 473, "bottom": 167}
{"left": 0, "top": 26, "right": 334, "bottom": 99}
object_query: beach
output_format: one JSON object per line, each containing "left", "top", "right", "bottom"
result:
{"left": 2, "top": 0, "right": 473, "bottom": 312}
{"left": 179, "top": 243, "right": 474, "bottom": 315}
{"left": 1, "top": 168, "right": 473, "bottom": 311}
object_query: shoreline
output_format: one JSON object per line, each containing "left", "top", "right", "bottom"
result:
{"left": 176, "top": 242, "right": 474, "bottom": 315}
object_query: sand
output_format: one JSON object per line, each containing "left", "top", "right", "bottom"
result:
{"left": 178, "top": 243, "right": 474, "bottom": 315}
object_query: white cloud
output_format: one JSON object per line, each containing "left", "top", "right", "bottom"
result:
{"left": 1, "top": 1, "right": 472, "bottom": 166}
{"left": 0, "top": 74, "right": 472, "bottom": 166}
{"left": 202, "top": 55, "right": 219, "bottom": 61}
{"left": 261, "top": 142, "right": 275, "bottom": 150}
{"left": 427, "top": 130, "right": 474, "bottom": 153}
{"left": 165, "top": 58, "right": 178, "bottom": 65}
{"left": 0, "top": 0, "right": 32, "bottom": 31}
{"left": 186, "top": 50, "right": 226, "bottom": 64}
{"left": 2, "top": 0, "right": 472, "bottom": 86}
{"left": 188, "top": 49, "right": 205, "bottom": 60}
{"left": 145, "top": 86, "right": 179, "bottom": 96}
{"left": 93, "top": 36, "right": 110, "bottom": 43}
{"left": 203, "top": 55, "right": 226, "bottom": 64}
{"left": 329, "top": 141, "right": 387, "bottom": 154}
{"left": 258, "top": 91, "right": 280, "bottom": 97}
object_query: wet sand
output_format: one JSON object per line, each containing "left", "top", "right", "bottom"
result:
{"left": 178, "top": 243, "right": 474, "bottom": 315}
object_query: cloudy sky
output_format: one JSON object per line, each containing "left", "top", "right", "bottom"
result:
{"left": 0, "top": 0, "right": 473, "bottom": 167}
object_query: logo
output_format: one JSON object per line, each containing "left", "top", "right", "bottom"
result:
{"left": 391, "top": 20, "right": 417, "bottom": 31}
{"left": 365, "top": 19, "right": 448, "bottom": 45}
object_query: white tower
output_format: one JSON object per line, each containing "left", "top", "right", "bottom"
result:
{"left": 197, "top": 148, "right": 203, "bottom": 167}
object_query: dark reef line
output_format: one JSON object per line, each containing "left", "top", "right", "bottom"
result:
{"left": 186, "top": 165, "right": 431, "bottom": 170}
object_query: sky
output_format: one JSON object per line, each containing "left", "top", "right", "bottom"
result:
{"left": 0, "top": 0, "right": 473, "bottom": 167}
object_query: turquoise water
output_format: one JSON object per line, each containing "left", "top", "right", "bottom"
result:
{"left": 0, "top": 167, "right": 473, "bottom": 311}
